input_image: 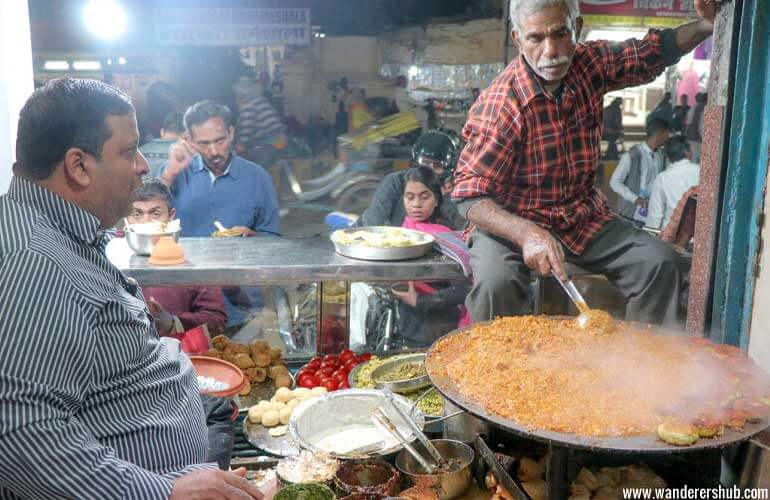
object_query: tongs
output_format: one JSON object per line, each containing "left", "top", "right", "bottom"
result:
{"left": 381, "top": 387, "right": 445, "bottom": 467}
{"left": 370, "top": 407, "right": 438, "bottom": 473}
{"left": 552, "top": 271, "right": 591, "bottom": 327}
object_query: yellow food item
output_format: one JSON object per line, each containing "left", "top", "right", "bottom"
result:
{"left": 248, "top": 405, "right": 267, "bottom": 423}
{"left": 580, "top": 309, "right": 616, "bottom": 334}
{"left": 253, "top": 353, "right": 272, "bottom": 367}
{"left": 239, "top": 383, "right": 251, "bottom": 396}
{"left": 275, "top": 387, "right": 294, "bottom": 403}
{"left": 269, "top": 347, "right": 283, "bottom": 360}
{"left": 311, "top": 386, "right": 328, "bottom": 396}
{"left": 279, "top": 406, "right": 293, "bottom": 425}
{"left": 269, "top": 365, "right": 290, "bottom": 380}
{"left": 275, "top": 374, "right": 292, "bottom": 389}
{"left": 261, "top": 410, "right": 281, "bottom": 427}
{"left": 286, "top": 398, "right": 300, "bottom": 409}
{"left": 657, "top": 418, "right": 699, "bottom": 446}
{"left": 517, "top": 457, "right": 544, "bottom": 482}
{"left": 232, "top": 353, "right": 254, "bottom": 369}
{"left": 331, "top": 227, "right": 425, "bottom": 248}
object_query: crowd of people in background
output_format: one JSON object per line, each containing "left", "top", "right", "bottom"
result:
{"left": 607, "top": 89, "right": 707, "bottom": 234}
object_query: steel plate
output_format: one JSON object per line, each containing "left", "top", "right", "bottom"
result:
{"left": 371, "top": 353, "right": 431, "bottom": 393}
{"left": 331, "top": 226, "right": 435, "bottom": 261}
{"left": 426, "top": 322, "right": 770, "bottom": 454}
{"left": 242, "top": 419, "right": 300, "bottom": 457}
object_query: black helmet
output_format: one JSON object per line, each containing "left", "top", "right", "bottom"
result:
{"left": 411, "top": 130, "right": 460, "bottom": 182}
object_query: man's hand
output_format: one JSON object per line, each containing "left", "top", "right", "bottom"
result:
{"left": 170, "top": 468, "right": 263, "bottom": 500}
{"left": 162, "top": 141, "right": 194, "bottom": 185}
{"left": 392, "top": 281, "right": 418, "bottom": 308}
{"left": 694, "top": 0, "right": 717, "bottom": 25}
{"left": 635, "top": 197, "right": 648, "bottom": 209}
{"left": 147, "top": 297, "right": 174, "bottom": 336}
{"left": 520, "top": 225, "right": 567, "bottom": 281}
{"left": 230, "top": 226, "right": 258, "bottom": 237}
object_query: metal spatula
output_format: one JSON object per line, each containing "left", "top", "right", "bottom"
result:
{"left": 552, "top": 272, "right": 591, "bottom": 327}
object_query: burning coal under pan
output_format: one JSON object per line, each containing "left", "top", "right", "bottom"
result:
{"left": 425, "top": 323, "right": 770, "bottom": 455}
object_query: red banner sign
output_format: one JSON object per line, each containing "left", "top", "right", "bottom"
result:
{"left": 580, "top": 0, "right": 696, "bottom": 18}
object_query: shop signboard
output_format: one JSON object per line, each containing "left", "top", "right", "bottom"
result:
{"left": 580, "top": 0, "right": 696, "bottom": 17}
{"left": 154, "top": 8, "right": 310, "bottom": 46}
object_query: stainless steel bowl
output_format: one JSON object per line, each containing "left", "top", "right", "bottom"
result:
{"left": 125, "top": 229, "right": 181, "bottom": 256}
{"left": 371, "top": 354, "right": 430, "bottom": 394}
{"left": 395, "top": 439, "right": 474, "bottom": 500}
{"left": 289, "top": 389, "right": 425, "bottom": 460}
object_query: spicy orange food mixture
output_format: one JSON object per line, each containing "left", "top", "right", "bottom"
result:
{"left": 427, "top": 316, "right": 770, "bottom": 437}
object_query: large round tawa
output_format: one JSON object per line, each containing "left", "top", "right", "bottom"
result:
{"left": 425, "top": 323, "right": 770, "bottom": 454}
{"left": 331, "top": 226, "right": 435, "bottom": 261}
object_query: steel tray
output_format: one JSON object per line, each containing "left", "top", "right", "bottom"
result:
{"left": 331, "top": 226, "right": 435, "bottom": 261}
{"left": 371, "top": 353, "right": 431, "bottom": 393}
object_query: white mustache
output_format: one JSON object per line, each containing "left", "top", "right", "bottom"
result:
{"left": 538, "top": 55, "right": 570, "bottom": 69}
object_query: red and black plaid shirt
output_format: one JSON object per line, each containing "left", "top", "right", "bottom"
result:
{"left": 453, "top": 30, "right": 671, "bottom": 254}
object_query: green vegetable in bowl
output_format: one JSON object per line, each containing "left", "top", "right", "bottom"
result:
{"left": 274, "top": 482, "right": 335, "bottom": 500}
{"left": 353, "top": 356, "right": 444, "bottom": 416}
{"left": 375, "top": 362, "right": 426, "bottom": 383}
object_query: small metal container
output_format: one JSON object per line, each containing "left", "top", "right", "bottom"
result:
{"left": 334, "top": 459, "right": 401, "bottom": 497}
{"left": 395, "top": 439, "right": 474, "bottom": 500}
{"left": 125, "top": 228, "right": 181, "bottom": 256}
{"left": 371, "top": 354, "right": 431, "bottom": 394}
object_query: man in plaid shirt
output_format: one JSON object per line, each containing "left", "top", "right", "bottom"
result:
{"left": 453, "top": 0, "right": 716, "bottom": 324}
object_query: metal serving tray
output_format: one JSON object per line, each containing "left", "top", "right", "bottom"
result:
{"left": 331, "top": 226, "right": 435, "bottom": 261}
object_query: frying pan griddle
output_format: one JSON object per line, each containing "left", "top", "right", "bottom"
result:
{"left": 426, "top": 323, "right": 770, "bottom": 454}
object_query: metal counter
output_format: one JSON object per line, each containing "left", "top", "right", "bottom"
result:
{"left": 112, "top": 236, "right": 465, "bottom": 286}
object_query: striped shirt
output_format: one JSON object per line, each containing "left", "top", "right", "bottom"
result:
{"left": 0, "top": 176, "right": 211, "bottom": 499}
{"left": 235, "top": 95, "right": 286, "bottom": 150}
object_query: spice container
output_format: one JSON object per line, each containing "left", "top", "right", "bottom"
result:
{"left": 334, "top": 459, "right": 401, "bottom": 497}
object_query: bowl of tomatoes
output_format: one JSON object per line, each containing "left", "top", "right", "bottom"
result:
{"left": 296, "top": 350, "right": 372, "bottom": 393}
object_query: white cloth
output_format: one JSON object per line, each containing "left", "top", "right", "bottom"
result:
{"left": 394, "top": 86, "right": 425, "bottom": 112}
{"left": 610, "top": 142, "right": 664, "bottom": 222}
{"left": 646, "top": 159, "right": 700, "bottom": 230}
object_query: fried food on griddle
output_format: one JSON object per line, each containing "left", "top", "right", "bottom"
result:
{"left": 428, "top": 316, "right": 770, "bottom": 446}
{"left": 657, "top": 417, "right": 699, "bottom": 446}
{"left": 211, "top": 334, "right": 230, "bottom": 351}
{"left": 580, "top": 309, "right": 616, "bottom": 334}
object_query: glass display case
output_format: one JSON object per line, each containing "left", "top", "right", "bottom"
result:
{"left": 110, "top": 235, "right": 468, "bottom": 360}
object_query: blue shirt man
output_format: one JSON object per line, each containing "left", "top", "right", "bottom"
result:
{"left": 161, "top": 100, "right": 281, "bottom": 332}
{"left": 169, "top": 153, "right": 280, "bottom": 237}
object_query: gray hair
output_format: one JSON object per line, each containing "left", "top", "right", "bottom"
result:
{"left": 509, "top": 0, "right": 580, "bottom": 33}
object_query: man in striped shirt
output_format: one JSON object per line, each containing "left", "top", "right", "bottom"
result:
{"left": 0, "top": 79, "right": 262, "bottom": 499}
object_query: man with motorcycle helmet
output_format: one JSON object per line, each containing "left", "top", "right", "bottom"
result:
{"left": 357, "top": 129, "right": 465, "bottom": 229}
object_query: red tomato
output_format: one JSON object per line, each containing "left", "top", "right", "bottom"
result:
{"left": 297, "top": 373, "right": 319, "bottom": 388}
{"left": 295, "top": 368, "right": 314, "bottom": 381}
{"left": 343, "top": 359, "right": 359, "bottom": 373}
{"left": 320, "top": 378, "right": 338, "bottom": 392}
{"left": 316, "top": 367, "right": 335, "bottom": 378}
{"left": 320, "top": 360, "right": 339, "bottom": 370}
{"left": 358, "top": 353, "right": 372, "bottom": 362}
{"left": 309, "top": 356, "right": 322, "bottom": 364}
{"left": 338, "top": 379, "right": 350, "bottom": 390}
{"left": 332, "top": 369, "right": 348, "bottom": 383}
{"left": 323, "top": 354, "right": 339, "bottom": 365}
{"left": 339, "top": 349, "right": 356, "bottom": 363}
{"left": 305, "top": 359, "right": 321, "bottom": 371}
